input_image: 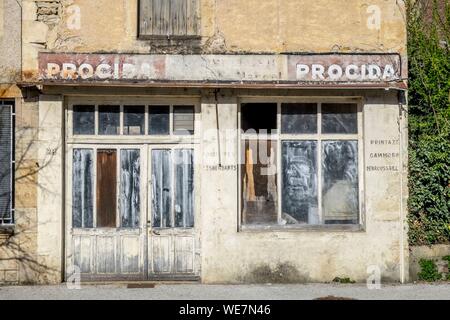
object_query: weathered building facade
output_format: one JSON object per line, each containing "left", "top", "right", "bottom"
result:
{"left": 0, "top": 0, "right": 409, "bottom": 284}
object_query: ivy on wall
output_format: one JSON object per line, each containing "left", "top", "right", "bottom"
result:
{"left": 407, "top": 0, "right": 450, "bottom": 245}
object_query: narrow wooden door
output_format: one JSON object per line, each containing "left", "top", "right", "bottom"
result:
{"left": 148, "top": 147, "right": 199, "bottom": 279}
{"left": 67, "top": 146, "right": 146, "bottom": 281}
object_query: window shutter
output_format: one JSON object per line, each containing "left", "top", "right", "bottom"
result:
{"left": 140, "top": 0, "right": 199, "bottom": 37}
{"left": 0, "top": 104, "right": 13, "bottom": 224}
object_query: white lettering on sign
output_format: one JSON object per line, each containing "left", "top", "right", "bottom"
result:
{"left": 45, "top": 62, "right": 156, "bottom": 80}
{"left": 296, "top": 63, "right": 398, "bottom": 82}
{"left": 39, "top": 53, "right": 403, "bottom": 85}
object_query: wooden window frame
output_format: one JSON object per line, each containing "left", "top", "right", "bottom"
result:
{"left": 67, "top": 97, "right": 201, "bottom": 144}
{"left": 238, "top": 97, "right": 365, "bottom": 232}
{"left": 66, "top": 97, "right": 200, "bottom": 232}
{"left": 0, "top": 100, "right": 15, "bottom": 228}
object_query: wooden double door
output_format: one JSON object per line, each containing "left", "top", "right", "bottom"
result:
{"left": 66, "top": 144, "right": 200, "bottom": 281}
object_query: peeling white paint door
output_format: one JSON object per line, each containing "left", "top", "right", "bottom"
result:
{"left": 66, "top": 145, "right": 147, "bottom": 281}
{"left": 147, "top": 146, "right": 200, "bottom": 279}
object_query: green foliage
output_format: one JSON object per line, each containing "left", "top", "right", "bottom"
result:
{"left": 407, "top": 0, "right": 450, "bottom": 245}
{"left": 444, "top": 256, "right": 450, "bottom": 280}
{"left": 332, "top": 277, "right": 356, "bottom": 284}
{"left": 417, "top": 258, "right": 442, "bottom": 281}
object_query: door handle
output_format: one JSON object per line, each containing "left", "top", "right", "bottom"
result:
{"left": 152, "top": 230, "right": 160, "bottom": 236}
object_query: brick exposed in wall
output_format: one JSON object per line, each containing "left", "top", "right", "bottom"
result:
{"left": 36, "top": 1, "right": 60, "bottom": 25}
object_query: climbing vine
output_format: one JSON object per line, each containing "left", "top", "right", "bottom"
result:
{"left": 407, "top": 0, "right": 450, "bottom": 245}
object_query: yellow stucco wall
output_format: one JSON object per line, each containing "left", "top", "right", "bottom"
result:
{"left": 22, "top": 0, "right": 407, "bottom": 80}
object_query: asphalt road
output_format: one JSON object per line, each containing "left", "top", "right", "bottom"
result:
{"left": 0, "top": 283, "right": 449, "bottom": 300}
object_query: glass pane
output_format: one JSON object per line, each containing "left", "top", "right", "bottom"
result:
{"left": 322, "top": 103, "right": 358, "bottom": 134}
{"left": 282, "top": 141, "right": 318, "bottom": 225}
{"left": 241, "top": 139, "right": 278, "bottom": 225}
{"left": 73, "top": 105, "right": 95, "bottom": 135}
{"left": 173, "top": 105, "right": 195, "bottom": 135}
{"left": 152, "top": 150, "right": 172, "bottom": 228}
{"left": 322, "top": 141, "right": 359, "bottom": 224}
{"left": 281, "top": 103, "right": 317, "bottom": 134}
{"left": 241, "top": 103, "right": 277, "bottom": 134}
{"left": 120, "top": 150, "right": 140, "bottom": 228}
{"left": 149, "top": 105, "right": 170, "bottom": 135}
{"left": 96, "top": 149, "right": 117, "bottom": 227}
{"left": 174, "top": 149, "right": 194, "bottom": 228}
{"left": 98, "top": 105, "right": 120, "bottom": 135}
{"left": 0, "top": 105, "right": 13, "bottom": 223}
{"left": 72, "top": 149, "right": 94, "bottom": 228}
{"left": 124, "top": 106, "right": 145, "bottom": 135}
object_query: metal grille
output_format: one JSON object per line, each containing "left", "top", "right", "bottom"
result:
{"left": 0, "top": 101, "right": 14, "bottom": 225}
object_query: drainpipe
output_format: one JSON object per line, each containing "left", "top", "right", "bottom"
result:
{"left": 215, "top": 89, "right": 222, "bottom": 167}
{"left": 398, "top": 90, "right": 407, "bottom": 283}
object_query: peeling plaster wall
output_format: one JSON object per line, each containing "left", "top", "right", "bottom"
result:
{"left": 0, "top": 94, "right": 42, "bottom": 285}
{"left": 0, "top": 1, "right": 42, "bottom": 285}
{"left": 21, "top": 0, "right": 407, "bottom": 81}
{"left": 14, "top": 0, "right": 410, "bottom": 284}
{"left": 0, "top": 0, "right": 21, "bottom": 85}
{"left": 199, "top": 89, "right": 409, "bottom": 283}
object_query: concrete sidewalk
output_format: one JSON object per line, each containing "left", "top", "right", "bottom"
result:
{"left": 0, "top": 283, "right": 449, "bottom": 300}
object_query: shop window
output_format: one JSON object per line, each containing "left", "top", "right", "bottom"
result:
{"left": 149, "top": 105, "right": 170, "bottom": 135}
{"left": 173, "top": 105, "right": 195, "bottom": 135}
{"left": 152, "top": 149, "right": 194, "bottom": 228}
{"left": 120, "top": 149, "right": 141, "bottom": 228}
{"left": 322, "top": 141, "right": 359, "bottom": 224}
{"left": 241, "top": 102, "right": 360, "bottom": 228}
{"left": 282, "top": 141, "right": 318, "bottom": 224}
{"left": 281, "top": 103, "right": 317, "bottom": 134}
{"left": 73, "top": 105, "right": 95, "bottom": 135}
{"left": 98, "top": 105, "right": 120, "bottom": 135}
{"left": 72, "top": 148, "right": 141, "bottom": 229}
{"left": 70, "top": 103, "right": 195, "bottom": 137}
{"left": 72, "top": 149, "right": 94, "bottom": 228}
{"left": 0, "top": 102, "right": 14, "bottom": 226}
{"left": 124, "top": 105, "right": 145, "bottom": 135}
{"left": 241, "top": 103, "right": 277, "bottom": 133}
{"left": 242, "top": 140, "right": 277, "bottom": 225}
{"left": 139, "top": 0, "right": 200, "bottom": 38}
{"left": 322, "top": 103, "right": 358, "bottom": 134}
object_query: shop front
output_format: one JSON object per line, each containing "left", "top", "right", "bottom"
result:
{"left": 34, "top": 52, "right": 409, "bottom": 283}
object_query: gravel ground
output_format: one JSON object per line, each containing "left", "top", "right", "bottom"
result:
{"left": 0, "top": 283, "right": 450, "bottom": 300}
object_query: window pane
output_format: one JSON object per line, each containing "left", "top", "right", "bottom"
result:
{"left": 97, "top": 149, "right": 117, "bottom": 227}
{"left": 73, "top": 105, "right": 95, "bottom": 135}
{"left": 0, "top": 105, "right": 13, "bottom": 223}
{"left": 322, "top": 141, "right": 359, "bottom": 224}
{"left": 98, "top": 105, "right": 120, "bottom": 135}
{"left": 282, "top": 141, "right": 318, "bottom": 225}
{"left": 281, "top": 103, "right": 317, "bottom": 134}
{"left": 322, "top": 103, "right": 358, "bottom": 134}
{"left": 173, "top": 105, "right": 195, "bottom": 135}
{"left": 174, "top": 149, "right": 194, "bottom": 228}
{"left": 241, "top": 103, "right": 277, "bottom": 134}
{"left": 152, "top": 150, "right": 172, "bottom": 228}
{"left": 242, "top": 139, "right": 277, "bottom": 225}
{"left": 120, "top": 150, "right": 140, "bottom": 228}
{"left": 149, "top": 105, "right": 170, "bottom": 135}
{"left": 72, "top": 149, "right": 94, "bottom": 228}
{"left": 124, "top": 106, "right": 145, "bottom": 135}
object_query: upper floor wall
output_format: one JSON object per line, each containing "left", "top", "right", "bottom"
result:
{"left": 0, "top": 0, "right": 21, "bottom": 86}
{"left": 22, "top": 0, "right": 407, "bottom": 81}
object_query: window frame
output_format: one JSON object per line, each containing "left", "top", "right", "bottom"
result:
{"left": 66, "top": 97, "right": 200, "bottom": 233}
{"left": 67, "top": 97, "right": 201, "bottom": 144}
{"left": 0, "top": 100, "right": 15, "bottom": 228}
{"left": 237, "top": 97, "right": 365, "bottom": 232}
